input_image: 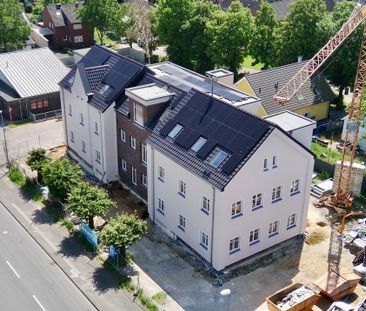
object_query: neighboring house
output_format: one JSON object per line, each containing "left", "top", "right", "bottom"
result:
{"left": 341, "top": 115, "right": 366, "bottom": 151}
{"left": 147, "top": 90, "right": 315, "bottom": 271}
{"left": 42, "top": 3, "right": 94, "bottom": 50}
{"left": 59, "top": 45, "right": 144, "bottom": 182}
{"left": 235, "top": 61, "right": 335, "bottom": 121}
{"left": 264, "top": 111, "right": 316, "bottom": 149}
{"left": 0, "top": 48, "right": 69, "bottom": 121}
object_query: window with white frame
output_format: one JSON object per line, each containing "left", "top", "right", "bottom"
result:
{"left": 191, "top": 137, "right": 207, "bottom": 152}
{"left": 272, "top": 156, "right": 277, "bottom": 168}
{"left": 252, "top": 193, "right": 263, "bottom": 210}
{"left": 73, "top": 23, "right": 82, "bottom": 30}
{"left": 80, "top": 113, "right": 84, "bottom": 125}
{"left": 158, "top": 166, "right": 165, "bottom": 181}
{"left": 263, "top": 158, "right": 268, "bottom": 171}
{"left": 168, "top": 124, "right": 183, "bottom": 138}
{"left": 287, "top": 214, "right": 296, "bottom": 229}
{"left": 142, "top": 174, "right": 148, "bottom": 187}
{"left": 269, "top": 221, "right": 279, "bottom": 237}
{"left": 231, "top": 201, "right": 242, "bottom": 217}
{"left": 178, "top": 180, "right": 186, "bottom": 197}
{"left": 130, "top": 136, "right": 136, "bottom": 149}
{"left": 134, "top": 103, "right": 144, "bottom": 125}
{"left": 141, "top": 143, "right": 147, "bottom": 164}
{"left": 70, "top": 131, "right": 74, "bottom": 143}
{"left": 68, "top": 104, "right": 72, "bottom": 116}
{"left": 272, "top": 186, "right": 282, "bottom": 202}
{"left": 229, "top": 237, "right": 240, "bottom": 253}
{"left": 290, "top": 179, "right": 300, "bottom": 194}
{"left": 249, "top": 229, "right": 260, "bottom": 245}
{"left": 74, "top": 35, "right": 83, "bottom": 43}
{"left": 94, "top": 122, "right": 99, "bottom": 135}
{"left": 158, "top": 198, "right": 165, "bottom": 214}
{"left": 178, "top": 215, "right": 186, "bottom": 230}
{"left": 121, "top": 159, "right": 127, "bottom": 171}
{"left": 131, "top": 166, "right": 137, "bottom": 185}
{"left": 96, "top": 150, "right": 101, "bottom": 163}
{"left": 200, "top": 232, "right": 208, "bottom": 249}
{"left": 81, "top": 140, "right": 86, "bottom": 153}
{"left": 202, "top": 196, "right": 210, "bottom": 214}
{"left": 120, "top": 129, "right": 126, "bottom": 142}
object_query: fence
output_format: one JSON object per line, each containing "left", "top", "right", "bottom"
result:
{"left": 29, "top": 109, "right": 62, "bottom": 122}
{"left": 314, "top": 158, "right": 335, "bottom": 176}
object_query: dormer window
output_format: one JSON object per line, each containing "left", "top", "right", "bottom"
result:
{"left": 168, "top": 124, "right": 183, "bottom": 139}
{"left": 99, "top": 84, "right": 110, "bottom": 95}
{"left": 191, "top": 137, "right": 207, "bottom": 152}
{"left": 134, "top": 103, "right": 144, "bottom": 126}
{"left": 210, "top": 150, "right": 228, "bottom": 168}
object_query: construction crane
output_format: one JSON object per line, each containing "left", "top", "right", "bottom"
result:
{"left": 274, "top": 4, "right": 366, "bottom": 211}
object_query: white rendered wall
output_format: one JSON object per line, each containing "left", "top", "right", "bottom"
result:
{"left": 290, "top": 124, "right": 316, "bottom": 149}
{"left": 148, "top": 128, "right": 314, "bottom": 271}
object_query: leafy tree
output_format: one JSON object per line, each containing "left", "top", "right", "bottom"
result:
{"left": 0, "top": 0, "right": 30, "bottom": 52}
{"left": 26, "top": 148, "right": 50, "bottom": 182}
{"left": 153, "top": 0, "right": 196, "bottom": 68}
{"left": 250, "top": 1, "right": 278, "bottom": 69}
{"left": 100, "top": 214, "right": 147, "bottom": 258}
{"left": 277, "top": 0, "right": 331, "bottom": 64}
{"left": 206, "top": 0, "right": 254, "bottom": 77}
{"left": 42, "top": 158, "right": 84, "bottom": 202}
{"left": 78, "top": 0, "right": 122, "bottom": 45}
{"left": 67, "top": 181, "right": 116, "bottom": 229}
{"left": 325, "top": 1, "right": 361, "bottom": 104}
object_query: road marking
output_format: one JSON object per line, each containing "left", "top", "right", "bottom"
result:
{"left": 32, "top": 295, "right": 46, "bottom": 311}
{"left": 6, "top": 261, "right": 20, "bottom": 278}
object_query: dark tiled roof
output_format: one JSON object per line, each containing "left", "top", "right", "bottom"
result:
{"left": 46, "top": 4, "right": 81, "bottom": 27}
{"left": 59, "top": 45, "right": 145, "bottom": 112}
{"left": 148, "top": 90, "right": 274, "bottom": 190}
{"left": 242, "top": 61, "right": 335, "bottom": 115}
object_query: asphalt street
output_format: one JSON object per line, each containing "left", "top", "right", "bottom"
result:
{"left": 0, "top": 204, "right": 96, "bottom": 311}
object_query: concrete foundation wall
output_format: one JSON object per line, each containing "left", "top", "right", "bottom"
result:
{"left": 333, "top": 161, "right": 365, "bottom": 196}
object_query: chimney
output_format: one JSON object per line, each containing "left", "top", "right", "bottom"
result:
{"left": 56, "top": 3, "right": 62, "bottom": 9}
{"left": 205, "top": 69, "right": 234, "bottom": 87}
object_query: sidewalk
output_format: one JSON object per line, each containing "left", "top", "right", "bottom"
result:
{"left": 0, "top": 172, "right": 183, "bottom": 311}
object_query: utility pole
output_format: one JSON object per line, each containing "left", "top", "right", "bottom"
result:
{"left": 0, "top": 110, "right": 9, "bottom": 166}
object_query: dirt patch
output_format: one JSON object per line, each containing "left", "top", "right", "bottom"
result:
{"left": 48, "top": 145, "right": 66, "bottom": 160}
{"left": 316, "top": 221, "right": 328, "bottom": 227}
{"left": 306, "top": 230, "right": 327, "bottom": 245}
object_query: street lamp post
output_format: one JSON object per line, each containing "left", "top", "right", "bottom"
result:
{"left": 0, "top": 110, "right": 9, "bottom": 165}
{"left": 220, "top": 288, "right": 231, "bottom": 311}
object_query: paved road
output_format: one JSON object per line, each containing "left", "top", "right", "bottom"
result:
{"left": 0, "top": 119, "right": 64, "bottom": 166}
{"left": 0, "top": 204, "right": 96, "bottom": 311}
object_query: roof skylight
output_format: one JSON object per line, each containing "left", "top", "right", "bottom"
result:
{"left": 99, "top": 84, "right": 110, "bottom": 94}
{"left": 210, "top": 150, "right": 228, "bottom": 168}
{"left": 191, "top": 137, "right": 207, "bottom": 152}
{"left": 168, "top": 124, "right": 183, "bottom": 139}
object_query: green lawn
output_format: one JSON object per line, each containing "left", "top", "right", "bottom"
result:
{"left": 94, "top": 29, "right": 118, "bottom": 47}
{"left": 241, "top": 55, "right": 264, "bottom": 70}
{"left": 8, "top": 120, "right": 32, "bottom": 129}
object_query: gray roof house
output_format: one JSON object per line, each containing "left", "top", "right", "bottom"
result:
{"left": 235, "top": 61, "right": 335, "bottom": 121}
{"left": 0, "top": 47, "right": 69, "bottom": 121}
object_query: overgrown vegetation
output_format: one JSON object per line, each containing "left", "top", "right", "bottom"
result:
{"left": 9, "top": 166, "right": 26, "bottom": 186}
{"left": 61, "top": 218, "right": 75, "bottom": 235}
{"left": 152, "top": 291, "right": 167, "bottom": 305}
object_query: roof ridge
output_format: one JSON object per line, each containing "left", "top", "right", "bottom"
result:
{"left": 244, "top": 61, "right": 307, "bottom": 78}
{"left": 94, "top": 45, "right": 144, "bottom": 68}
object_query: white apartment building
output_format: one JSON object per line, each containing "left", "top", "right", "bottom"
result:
{"left": 147, "top": 90, "right": 314, "bottom": 271}
{"left": 59, "top": 45, "right": 144, "bottom": 182}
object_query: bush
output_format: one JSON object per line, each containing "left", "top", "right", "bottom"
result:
{"left": 9, "top": 166, "right": 26, "bottom": 186}
{"left": 319, "top": 171, "right": 331, "bottom": 180}
{"left": 138, "top": 290, "right": 158, "bottom": 311}
{"left": 24, "top": 3, "right": 33, "bottom": 13}
{"left": 61, "top": 218, "right": 75, "bottom": 235}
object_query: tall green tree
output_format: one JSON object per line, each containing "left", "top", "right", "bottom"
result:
{"left": 277, "top": 0, "right": 331, "bottom": 64}
{"left": 250, "top": 1, "right": 278, "bottom": 69}
{"left": 100, "top": 214, "right": 147, "bottom": 258}
{"left": 153, "top": 0, "right": 196, "bottom": 68}
{"left": 67, "top": 181, "right": 116, "bottom": 229}
{"left": 206, "top": 0, "right": 254, "bottom": 77}
{"left": 325, "top": 1, "right": 361, "bottom": 104}
{"left": 26, "top": 148, "right": 50, "bottom": 182}
{"left": 42, "top": 158, "right": 84, "bottom": 202}
{"left": 0, "top": 0, "right": 30, "bottom": 52}
{"left": 77, "top": 0, "right": 122, "bottom": 45}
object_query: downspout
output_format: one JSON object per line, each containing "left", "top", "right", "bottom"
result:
{"left": 151, "top": 146, "right": 156, "bottom": 223}
{"left": 19, "top": 99, "right": 23, "bottom": 120}
{"left": 210, "top": 185, "right": 216, "bottom": 265}
{"left": 299, "top": 155, "right": 312, "bottom": 236}
{"left": 99, "top": 110, "right": 105, "bottom": 182}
